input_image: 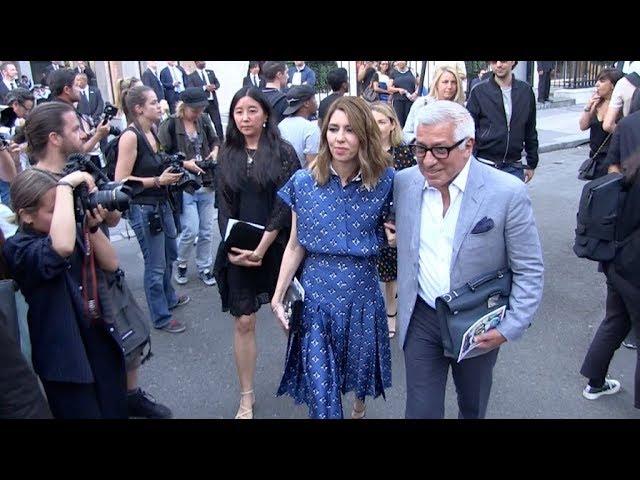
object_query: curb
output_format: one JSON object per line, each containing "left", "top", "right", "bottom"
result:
{"left": 538, "top": 133, "right": 589, "bottom": 154}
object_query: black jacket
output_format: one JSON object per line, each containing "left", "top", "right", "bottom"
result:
{"left": 466, "top": 75, "right": 539, "bottom": 169}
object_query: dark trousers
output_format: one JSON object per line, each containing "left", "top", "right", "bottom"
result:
{"left": 41, "top": 381, "right": 103, "bottom": 419}
{"left": 393, "top": 98, "right": 413, "bottom": 129}
{"left": 206, "top": 100, "right": 224, "bottom": 141}
{"left": 580, "top": 264, "right": 640, "bottom": 408}
{"left": 538, "top": 71, "right": 552, "bottom": 102}
{"left": 404, "top": 296, "right": 499, "bottom": 419}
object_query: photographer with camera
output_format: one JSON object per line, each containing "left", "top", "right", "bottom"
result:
{"left": 3, "top": 167, "right": 128, "bottom": 418}
{"left": 159, "top": 87, "right": 220, "bottom": 286}
{"left": 115, "top": 84, "right": 203, "bottom": 334}
{"left": 24, "top": 101, "right": 173, "bottom": 418}
{"left": 48, "top": 69, "right": 111, "bottom": 168}
{"left": 0, "top": 87, "right": 35, "bottom": 205}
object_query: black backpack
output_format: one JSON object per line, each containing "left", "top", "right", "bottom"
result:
{"left": 626, "top": 72, "right": 640, "bottom": 115}
{"left": 573, "top": 172, "right": 626, "bottom": 262}
{"left": 103, "top": 126, "right": 143, "bottom": 181}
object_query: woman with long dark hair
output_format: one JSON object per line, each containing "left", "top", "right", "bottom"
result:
{"left": 578, "top": 68, "right": 624, "bottom": 179}
{"left": 213, "top": 86, "right": 299, "bottom": 419}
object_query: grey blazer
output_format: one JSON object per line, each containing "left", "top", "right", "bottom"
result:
{"left": 394, "top": 157, "right": 544, "bottom": 349}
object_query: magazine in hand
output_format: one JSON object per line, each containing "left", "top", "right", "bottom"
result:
{"left": 223, "top": 218, "right": 265, "bottom": 252}
{"left": 457, "top": 305, "right": 506, "bottom": 363}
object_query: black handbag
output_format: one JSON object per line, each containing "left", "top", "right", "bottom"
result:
{"left": 0, "top": 279, "right": 19, "bottom": 345}
{"left": 223, "top": 219, "right": 264, "bottom": 252}
{"left": 578, "top": 134, "right": 611, "bottom": 181}
{"left": 435, "top": 269, "right": 512, "bottom": 361}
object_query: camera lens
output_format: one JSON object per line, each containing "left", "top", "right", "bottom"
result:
{"left": 86, "top": 189, "right": 131, "bottom": 212}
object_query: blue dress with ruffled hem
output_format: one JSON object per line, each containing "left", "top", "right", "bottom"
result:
{"left": 276, "top": 167, "right": 394, "bottom": 419}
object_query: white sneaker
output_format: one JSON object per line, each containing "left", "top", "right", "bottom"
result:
{"left": 174, "top": 265, "right": 188, "bottom": 285}
{"left": 582, "top": 378, "right": 621, "bottom": 400}
{"left": 199, "top": 269, "right": 217, "bottom": 286}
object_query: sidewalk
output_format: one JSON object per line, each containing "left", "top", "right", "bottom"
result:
{"left": 536, "top": 101, "right": 589, "bottom": 153}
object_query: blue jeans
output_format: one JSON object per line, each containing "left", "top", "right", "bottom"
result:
{"left": 0, "top": 180, "right": 11, "bottom": 205}
{"left": 128, "top": 202, "right": 178, "bottom": 328}
{"left": 177, "top": 188, "right": 215, "bottom": 272}
{"left": 498, "top": 165, "right": 525, "bottom": 182}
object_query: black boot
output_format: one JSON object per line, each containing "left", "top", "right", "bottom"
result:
{"left": 127, "top": 388, "right": 173, "bottom": 419}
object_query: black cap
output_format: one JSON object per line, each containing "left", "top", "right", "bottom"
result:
{"left": 180, "top": 87, "right": 209, "bottom": 108}
{"left": 283, "top": 85, "right": 315, "bottom": 116}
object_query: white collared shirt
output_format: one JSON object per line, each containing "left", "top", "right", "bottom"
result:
{"left": 418, "top": 157, "right": 471, "bottom": 307}
{"left": 171, "top": 66, "right": 184, "bottom": 93}
{"left": 198, "top": 69, "right": 213, "bottom": 100}
{"left": 329, "top": 164, "right": 362, "bottom": 183}
{"left": 291, "top": 69, "right": 302, "bottom": 86}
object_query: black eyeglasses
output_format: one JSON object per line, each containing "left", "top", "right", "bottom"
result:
{"left": 409, "top": 138, "right": 466, "bottom": 160}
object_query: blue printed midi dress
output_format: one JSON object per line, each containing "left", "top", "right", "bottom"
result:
{"left": 276, "top": 167, "right": 394, "bottom": 419}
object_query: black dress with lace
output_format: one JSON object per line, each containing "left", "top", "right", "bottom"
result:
{"left": 377, "top": 144, "right": 416, "bottom": 282}
{"left": 213, "top": 142, "right": 300, "bottom": 317}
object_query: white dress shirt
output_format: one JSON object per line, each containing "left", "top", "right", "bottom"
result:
{"left": 418, "top": 157, "right": 471, "bottom": 308}
{"left": 171, "top": 66, "right": 184, "bottom": 93}
{"left": 198, "top": 69, "right": 213, "bottom": 100}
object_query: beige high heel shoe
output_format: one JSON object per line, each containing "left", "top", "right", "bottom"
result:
{"left": 351, "top": 398, "right": 366, "bottom": 419}
{"left": 235, "top": 390, "right": 255, "bottom": 419}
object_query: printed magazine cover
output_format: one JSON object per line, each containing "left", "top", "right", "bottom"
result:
{"left": 457, "top": 305, "right": 506, "bottom": 363}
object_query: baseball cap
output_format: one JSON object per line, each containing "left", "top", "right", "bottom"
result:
{"left": 283, "top": 85, "right": 315, "bottom": 116}
{"left": 180, "top": 87, "right": 209, "bottom": 108}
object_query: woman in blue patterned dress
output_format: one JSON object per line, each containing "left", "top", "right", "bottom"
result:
{"left": 271, "top": 96, "right": 395, "bottom": 419}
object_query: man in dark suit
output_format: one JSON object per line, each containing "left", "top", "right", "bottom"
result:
{"left": 242, "top": 61, "right": 264, "bottom": 89}
{"left": 42, "top": 61, "right": 64, "bottom": 87}
{"left": 0, "top": 61, "right": 20, "bottom": 103}
{"left": 187, "top": 61, "right": 223, "bottom": 141}
{"left": 76, "top": 73, "right": 104, "bottom": 126}
{"left": 393, "top": 100, "right": 544, "bottom": 418}
{"left": 537, "top": 61, "right": 555, "bottom": 103}
{"left": 141, "top": 61, "right": 165, "bottom": 102}
{"left": 160, "top": 61, "right": 188, "bottom": 114}
{"left": 73, "top": 61, "right": 97, "bottom": 87}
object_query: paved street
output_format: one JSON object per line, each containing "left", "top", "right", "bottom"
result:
{"left": 109, "top": 131, "right": 640, "bottom": 420}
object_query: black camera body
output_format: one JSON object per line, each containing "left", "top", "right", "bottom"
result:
{"left": 101, "top": 103, "right": 121, "bottom": 136}
{"left": 195, "top": 158, "right": 216, "bottom": 188}
{"left": 62, "top": 154, "right": 143, "bottom": 222}
{"left": 159, "top": 151, "right": 202, "bottom": 195}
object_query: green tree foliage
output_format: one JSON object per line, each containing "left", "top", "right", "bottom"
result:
{"left": 465, "top": 61, "right": 488, "bottom": 77}
{"left": 303, "top": 61, "right": 338, "bottom": 93}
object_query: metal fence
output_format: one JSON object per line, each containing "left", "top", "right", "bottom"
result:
{"left": 551, "top": 61, "right": 613, "bottom": 89}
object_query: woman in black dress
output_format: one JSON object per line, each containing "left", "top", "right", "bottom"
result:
{"left": 213, "top": 87, "right": 299, "bottom": 419}
{"left": 370, "top": 101, "right": 416, "bottom": 339}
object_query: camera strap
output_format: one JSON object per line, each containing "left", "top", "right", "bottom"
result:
{"left": 82, "top": 224, "right": 102, "bottom": 322}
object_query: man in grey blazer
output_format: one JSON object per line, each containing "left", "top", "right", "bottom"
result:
{"left": 391, "top": 100, "right": 544, "bottom": 418}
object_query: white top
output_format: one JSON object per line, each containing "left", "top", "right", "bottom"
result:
{"left": 418, "top": 157, "right": 471, "bottom": 307}
{"left": 278, "top": 116, "right": 320, "bottom": 168}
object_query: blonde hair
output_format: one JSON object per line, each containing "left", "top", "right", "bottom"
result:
{"left": 309, "top": 96, "right": 392, "bottom": 189}
{"left": 369, "top": 101, "right": 403, "bottom": 147}
{"left": 429, "top": 66, "right": 465, "bottom": 105}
